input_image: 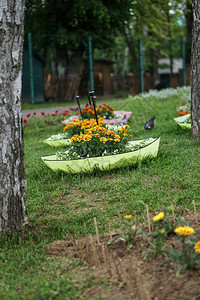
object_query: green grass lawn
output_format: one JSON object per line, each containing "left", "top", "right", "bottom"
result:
{"left": 1, "top": 87, "right": 200, "bottom": 299}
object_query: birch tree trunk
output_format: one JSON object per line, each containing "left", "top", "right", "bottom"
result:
{"left": 191, "top": 0, "right": 200, "bottom": 139}
{"left": 0, "top": 0, "right": 28, "bottom": 233}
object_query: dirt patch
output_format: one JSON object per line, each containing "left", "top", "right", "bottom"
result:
{"left": 46, "top": 212, "right": 200, "bottom": 300}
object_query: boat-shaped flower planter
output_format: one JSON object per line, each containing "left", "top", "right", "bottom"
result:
{"left": 174, "top": 114, "right": 191, "bottom": 129}
{"left": 43, "top": 133, "right": 71, "bottom": 147}
{"left": 41, "top": 137, "right": 160, "bottom": 174}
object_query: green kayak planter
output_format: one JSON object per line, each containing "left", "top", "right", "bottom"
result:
{"left": 41, "top": 137, "right": 160, "bottom": 174}
{"left": 43, "top": 133, "right": 70, "bottom": 147}
{"left": 174, "top": 114, "right": 191, "bottom": 129}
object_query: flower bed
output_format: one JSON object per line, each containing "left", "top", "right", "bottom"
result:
{"left": 78, "top": 104, "right": 115, "bottom": 120}
{"left": 62, "top": 110, "right": 132, "bottom": 125}
{"left": 177, "top": 103, "right": 190, "bottom": 115}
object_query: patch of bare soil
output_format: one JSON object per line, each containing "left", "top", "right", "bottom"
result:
{"left": 47, "top": 211, "right": 200, "bottom": 300}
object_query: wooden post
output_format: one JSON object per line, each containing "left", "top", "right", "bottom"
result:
{"left": 146, "top": 205, "right": 151, "bottom": 233}
{"left": 193, "top": 200, "right": 198, "bottom": 224}
{"left": 171, "top": 204, "right": 176, "bottom": 225}
{"left": 94, "top": 217, "right": 100, "bottom": 244}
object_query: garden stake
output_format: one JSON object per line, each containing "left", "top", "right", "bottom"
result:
{"left": 146, "top": 205, "right": 151, "bottom": 233}
{"left": 71, "top": 224, "right": 76, "bottom": 243}
{"left": 89, "top": 91, "right": 98, "bottom": 125}
{"left": 84, "top": 223, "right": 89, "bottom": 258}
{"left": 76, "top": 96, "right": 83, "bottom": 120}
{"left": 117, "top": 257, "right": 127, "bottom": 286}
{"left": 94, "top": 217, "right": 100, "bottom": 244}
{"left": 88, "top": 92, "right": 92, "bottom": 106}
{"left": 193, "top": 200, "right": 198, "bottom": 223}
{"left": 134, "top": 211, "right": 137, "bottom": 226}
{"left": 125, "top": 256, "right": 136, "bottom": 296}
{"left": 102, "top": 244, "right": 109, "bottom": 274}
{"left": 78, "top": 232, "right": 84, "bottom": 259}
{"left": 111, "top": 252, "right": 123, "bottom": 282}
{"left": 90, "top": 236, "right": 101, "bottom": 268}
{"left": 109, "top": 224, "right": 112, "bottom": 240}
{"left": 91, "top": 95, "right": 99, "bottom": 125}
{"left": 104, "top": 244, "right": 112, "bottom": 275}
{"left": 171, "top": 204, "right": 176, "bottom": 225}
{"left": 67, "top": 230, "right": 80, "bottom": 258}
{"left": 161, "top": 200, "right": 163, "bottom": 211}
{"left": 183, "top": 203, "right": 186, "bottom": 220}
{"left": 117, "top": 210, "right": 122, "bottom": 226}
{"left": 137, "top": 268, "right": 151, "bottom": 300}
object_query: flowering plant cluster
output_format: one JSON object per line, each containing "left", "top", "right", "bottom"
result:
{"left": 108, "top": 214, "right": 143, "bottom": 248}
{"left": 147, "top": 211, "right": 176, "bottom": 256}
{"left": 57, "top": 124, "right": 135, "bottom": 160}
{"left": 182, "top": 114, "right": 191, "bottom": 124}
{"left": 23, "top": 107, "right": 70, "bottom": 124}
{"left": 77, "top": 104, "right": 115, "bottom": 120}
{"left": 146, "top": 211, "right": 200, "bottom": 271}
{"left": 177, "top": 102, "right": 190, "bottom": 113}
{"left": 167, "top": 225, "right": 200, "bottom": 272}
{"left": 63, "top": 117, "right": 105, "bottom": 138}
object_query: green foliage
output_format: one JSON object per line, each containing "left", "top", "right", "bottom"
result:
{"left": 109, "top": 215, "right": 144, "bottom": 248}
{"left": 167, "top": 233, "right": 200, "bottom": 273}
{"left": 25, "top": 0, "right": 132, "bottom": 54}
{"left": 57, "top": 124, "right": 134, "bottom": 160}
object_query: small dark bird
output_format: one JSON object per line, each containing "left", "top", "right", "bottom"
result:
{"left": 119, "top": 115, "right": 128, "bottom": 126}
{"left": 144, "top": 116, "right": 156, "bottom": 134}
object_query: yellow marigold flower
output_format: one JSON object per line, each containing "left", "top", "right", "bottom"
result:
{"left": 194, "top": 241, "right": 200, "bottom": 254}
{"left": 100, "top": 137, "right": 107, "bottom": 143}
{"left": 105, "top": 130, "right": 114, "bottom": 136}
{"left": 160, "top": 229, "right": 166, "bottom": 234}
{"left": 114, "top": 138, "right": 120, "bottom": 142}
{"left": 153, "top": 212, "right": 165, "bottom": 222}
{"left": 174, "top": 226, "right": 195, "bottom": 237}
{"left": 83, "top": 135, "right": 91, "bottom": 141}
{"left": 124, "top": 215, "right": 132, "bottom": 220}
{"left": 114, "top": 134, "right": 120, "bottom": 139}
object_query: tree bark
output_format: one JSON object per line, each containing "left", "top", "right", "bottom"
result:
{"left": 0, "top": 0, "right": 28, "bottom": 233}
{"left": 191, "top": 0, "right": 200, "bottom": 139}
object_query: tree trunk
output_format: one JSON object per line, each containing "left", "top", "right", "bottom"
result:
{"left": 0, "top": 0, "right": 28, "bottom": 233}
{"left": 185, "top": 0, "right": 193, "bottom": 67}
{"left": 124, "top": 30, "right": 139, "bottom": 73}
{"left": 191, "top": 0, "right": 200, "bottom": 139}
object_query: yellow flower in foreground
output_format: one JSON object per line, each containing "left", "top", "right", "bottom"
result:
{"left": 174, "top": 226, "right": 195, "bottom": 237}
{"left": 194, "top": 241, "right": 200, "bottom": 254}
{"left": 160, "top": 229, "right": 166, "bottom": 234}
{"left": 153, "top": 212, "right": 165, "bottom": 222}
{"left": 124, "top": 215, "right": 132, "bottom": 220}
